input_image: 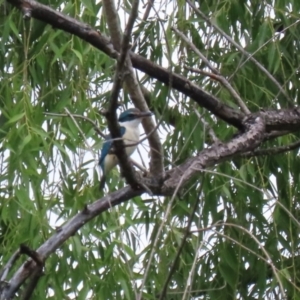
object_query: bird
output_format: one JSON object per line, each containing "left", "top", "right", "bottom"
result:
{"left": 99, "top": 108, "right": 153, "bottom": 189}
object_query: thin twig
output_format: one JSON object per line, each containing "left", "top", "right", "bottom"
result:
{"left": 242, "top": 139, "right": 300, "bottom": 157}
{"left": 142, "top": 0, "right": 154, "bottom": 21}
{"left": 218, "top": 223, "right": 285, "bottom": 297}
{"left": 62, "top": 108, "right": 98, "bottom": 170}
{"left": 189, "top": 222, "right": 287, "bottom": 297}
{"left": 186, "top": 0, "right": 293, "bottom": 105}
{"left": 44, "top": 112, "right": 106, "bottom": 138}
{"left": 185, "top": 66, "right": 221, "bottom": 80}
{"left": 193, "top": 104, "right": 220, "bottom": 144}
{"left": 129, "top": 157, "right": 147, "bottom": 173}
{"left": 64, "top": 108, "right": 95, "bottom": 158}
{"left": 229, "top": 19, "right": 300, "bottom": 91}
{"left": 131, "top": 0, "right": 154, "bottom": 51}
{"left": 158, "top": 180, "right": 204, "bottom": 300}
{"left": 182, "top": 223, "right": 207, "bottom": 299}
{"left": 7, "top": 0, "right": 245, "bottom": 129}
{"left": 0, "top": 250, "right": 20, "bottom": 282}
{"left": 137, "top": 161, "right": 198, "bottom": 300}
{"left": 172, "top": 27, "right": 250, "bottom": 114}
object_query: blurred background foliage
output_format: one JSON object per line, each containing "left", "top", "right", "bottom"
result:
{"left": 1, "top": 0, "right": 300, "bottom": 299}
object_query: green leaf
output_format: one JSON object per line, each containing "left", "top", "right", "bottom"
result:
{"left": 7, "top": 112, "right": 25, "bottom": 124}
{"left": 71, "top": 48, "right": 83, "bottom": 64}
{"left": 19, "top": 134, "right": 32, "bottom": 152}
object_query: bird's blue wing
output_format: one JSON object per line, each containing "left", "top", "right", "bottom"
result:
{"left": 99, "top": 126, "right": 126, "bottom": 171}
{"left": 99, "top": 134, "right": 112, "bottom": 171}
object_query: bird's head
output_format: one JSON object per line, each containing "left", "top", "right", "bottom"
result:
{"left": 118, "top": 108, "right": 152, "bottom": 127}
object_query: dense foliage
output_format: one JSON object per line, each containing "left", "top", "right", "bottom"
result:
{"left": 1, "top": 0, "right": 300, "bottom": 299}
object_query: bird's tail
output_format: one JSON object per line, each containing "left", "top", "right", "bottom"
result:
{"left": 99, "top": 175, "right": 106, "bottom": 190}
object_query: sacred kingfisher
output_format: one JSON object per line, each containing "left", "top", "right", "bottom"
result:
{"left": 99, "top": 108, "right": 153, "bottom": 189}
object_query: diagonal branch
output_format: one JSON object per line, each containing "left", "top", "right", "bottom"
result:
{"left": 161, "top": 115, "right": 265, "bottom": 194}
{"left": 172, "top": 27, "right": 251, "bottom": 115}
{"left": 2, "top": 103, "right": 300, "bottom": 298}
{"left": 0, "top": 250, "right": 20, "bottom": 282}
{"left": 130, "top": 53, "right": 244, "bottom": 129}
{"left": 186, "top": 0, "right": 293, "bottom": 105}
{"left": 6, "top": 0, "right": 245, "bottom": 130}
{"left": 0, "top": 187, "right": 144, "bottom": 299}
{"left": 103, "top": 0, "right": 164, "bottom": 178}
{"left": 103, "top": 0, "right": 140, "bottom": 188}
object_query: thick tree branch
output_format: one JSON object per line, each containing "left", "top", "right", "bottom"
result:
{"left": 3, "top": 2, "right": 300, "bottom": 299}
{"left": 2, "top": 106, "right": 300, "bottom": 297}
{"left": 0, "top": 187, "right": 143, "bottom": 299}
{"left": 6, "top": 0, "right": 245, "bottom": 130}
{"left": 6, "top": 1, "right": 300, "bottom": 193}
{"left": 130, "top": 53, "right": 244, "bottom": 129}
{"left": 161, "top": 115, "right": 265, "bottom": 194}
{"left": 260, "top": 108, "right": 300, "bottom": 131}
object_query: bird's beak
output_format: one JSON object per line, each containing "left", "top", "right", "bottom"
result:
{"left": 138, "top": 111, "right": 153, "bottom": 118}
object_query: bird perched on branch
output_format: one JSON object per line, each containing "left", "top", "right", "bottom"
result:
{"left": 99, "top": 108, "right": 153, "bottom": 189}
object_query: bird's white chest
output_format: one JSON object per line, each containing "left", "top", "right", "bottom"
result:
{"left": 122, "top": 125, "right": 140, "bottom": 156}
